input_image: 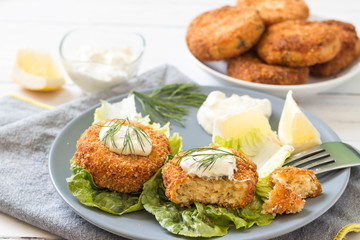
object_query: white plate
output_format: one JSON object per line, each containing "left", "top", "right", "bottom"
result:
{"left": 49, "top": 86, "right": 349, "bottom": 240}
{"left": 187, "top": 15, "right": 360, "bottom": 98}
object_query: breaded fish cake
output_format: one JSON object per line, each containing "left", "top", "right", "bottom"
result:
{"left": 74, "top": 119, "right": 171, "bottom": 193}
{"left": 257, "top": 20, "right": 341, "bottom": 67}
{"left": 310, "top": 20, "right": 360, "bottom": 77}
{"left": 262, "top": 166, "right": 322, "bottom": 215}
{"left": 262, "top": 183, "right": 305, "bottom": 215}
{"left": 186, "top": 6, "right": 265, "bottom": 61}
{"left": 162, "top": 146, "right": 258, "bottom": 209}
{"left": 270, "top": 166, "right": 322, "bottom": 198}
{"left": 237, "top": 0, "right": 309, "bottom": 26}
{"left": 227, "top": 51, "right": 309, "bottom": 85}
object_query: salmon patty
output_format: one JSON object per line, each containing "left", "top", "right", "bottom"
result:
{"left": 74, "top": 119, "right": 171, "bottom": 193}
{"left": 186, "top": 6, "right": 264, "bottom": 61}
{"left": 227, "top": 51, "right": 309, "bottom": 85}
{"left": 257, "top": 20, "right": 341, "bottom": 67}
{"left": 162, "top": 146, "right": 258, "bottom": 209}
{"left": 310, "top": 20, "right": 360, "bottom": 77}
{"left": 237, "top": 0, "right": 309, "bottom": 26}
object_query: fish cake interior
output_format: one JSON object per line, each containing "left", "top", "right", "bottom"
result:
{"left": 162, "top": 146, "right": 258, "bottom": 209}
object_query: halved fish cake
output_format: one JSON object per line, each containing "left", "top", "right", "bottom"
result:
{"left": 262, "top": 166, "right": 322, "bottom": 215}
{"left": 162, "top": 146, "right": 258, "bottom": 209}
{"left": 262, "top": 182, "right": 305, "bottom": 215}
{"left": 270, "top": 166, "right": 322, "bottom": 198}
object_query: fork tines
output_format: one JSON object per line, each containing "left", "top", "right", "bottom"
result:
{"left": 284, "top": 145, "right": 335, "bottom": 170}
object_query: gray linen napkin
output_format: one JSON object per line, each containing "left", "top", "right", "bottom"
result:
{"left": 0, "top": 64, "right": 358, "bottom": 240}
{"left": 0, "top": 95, "right": 49, "bottom": 127}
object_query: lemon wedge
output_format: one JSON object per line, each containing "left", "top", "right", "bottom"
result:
{"left": 11, "top": 48, "right": 65, "bottom": 91}
{"left": 278, "top": 91, "right": 321, "bottom": 153}
{"left": 212, "top": 108, "right": 274, "bottom": 142}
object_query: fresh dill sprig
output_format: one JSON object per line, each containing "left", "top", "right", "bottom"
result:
{"left": 175, "top": 147, "right": 247, "bottom": 172}
{"left": 99, "top": 118, "right": 151, "bottom": 159}
{"left": 131, "top": 83, "right": 207, "bottom": 126}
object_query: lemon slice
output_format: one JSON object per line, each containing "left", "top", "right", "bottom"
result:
{"left": 212, "top": 108, "right": 274, "bottom": 141}
{"left": 11, "top": 48, "right": 65, "bottom": 91}
{"left": 278, "top": 91, "right": 321, "bottom": 153}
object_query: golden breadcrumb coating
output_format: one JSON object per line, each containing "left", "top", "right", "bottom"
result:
{"left": 237, "top": 0, "right": 309, "bottom": 26}
{"left": 262, "top": 182, "right": 305, "bottom": 215}
{"left": 74, "top": 119, "right": 171, "bottom": 193}
{"left": 186, "top": 6, "right": 264, "bottom": 61}
{"left": 227, "top": 51, "right": 309, "bottom": 85}
{"left": 270, "top": 166, "right": 322, "bottom": 198}
{"left": 310, "top": 20, "right": 360, "bottom": 77}
{"left": 262, "top": 166, "right": 322, "bottom": 215}
{"left": 162, "top": 146, "right": 258, "bottom": 209}
{"left": 257, "top": 20, "right": 341, "bottom": 67}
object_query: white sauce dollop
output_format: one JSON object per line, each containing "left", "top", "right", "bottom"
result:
{"left": 179, "top": 147, "right": 237, "bottom": 179}
{"left": 197, "top": 91, "right": 272, "bottom": 134}
{"left": 99, "top": 122, "right": 152, "bottom": 156}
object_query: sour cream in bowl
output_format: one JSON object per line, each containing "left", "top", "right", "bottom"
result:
{"left": 59, "top": 28, "right": 145, "bottom": 94}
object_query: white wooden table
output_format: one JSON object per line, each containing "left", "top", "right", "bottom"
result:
{"left": 0, "top": 0, "right": 359, "bottom": 239}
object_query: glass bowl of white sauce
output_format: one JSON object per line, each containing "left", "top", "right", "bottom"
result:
{"left": 59, "top": 28, "right": 145, "bottom": 93}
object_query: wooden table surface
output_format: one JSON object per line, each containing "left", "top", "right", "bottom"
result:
{"left": 0, "top": 0, "right": 359, "bottom": 239}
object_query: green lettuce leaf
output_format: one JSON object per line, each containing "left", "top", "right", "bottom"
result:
{"left": 213, "top": 129, "right": 294, "bottom": 178}
{"left": 168, "top": 132, "right": 182, "bottom": 154}
{"left": 66, "top": 158, "right": 143, "bottom": 215}
{"left": 136, "top": 115, "right": 170, "bottom": 137}
{"left": 213, "top": 128, "right": 264, "bottom": 157}
{"left": 141, "top": 168, "right": 275, "bottom": 237}
{"left": 93, "top": 98, "right": 171, "bottom": 137}
{"left": 255, "top": 176, "right": 273, "bottom": 201}
{"left": 93, "top": 95, "right": 141, "bottom": 124}
{"left": 257, "top": 145, "right": 294, "bottom": 178}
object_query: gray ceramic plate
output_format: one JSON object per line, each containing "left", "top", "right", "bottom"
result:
{"left": 49, "top": 86, "right": 350, "bottom": 240}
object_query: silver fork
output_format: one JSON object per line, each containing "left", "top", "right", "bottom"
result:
{"left": 284, "top": 142, "right": 360, "bottom": 174}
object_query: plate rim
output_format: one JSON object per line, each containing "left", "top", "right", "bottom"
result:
{"left": 49, "top": 85, "right": 350, "bottom": 240}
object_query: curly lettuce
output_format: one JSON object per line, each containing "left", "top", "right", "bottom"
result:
{"left": 141, "top": 169, "right": 274, "bottom": 237}
{"left": 66, "top": 158, "right": 143, "bottom": 215}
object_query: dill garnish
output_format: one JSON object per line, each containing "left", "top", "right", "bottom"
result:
{"left": 131, "top": 83, "right": 207, "bottom": 126}
{"left": 99, "top": 118, "right": 151, "bottom": 159}
{"left": 175, "top": 147, "right": 247, "bottom": 172}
